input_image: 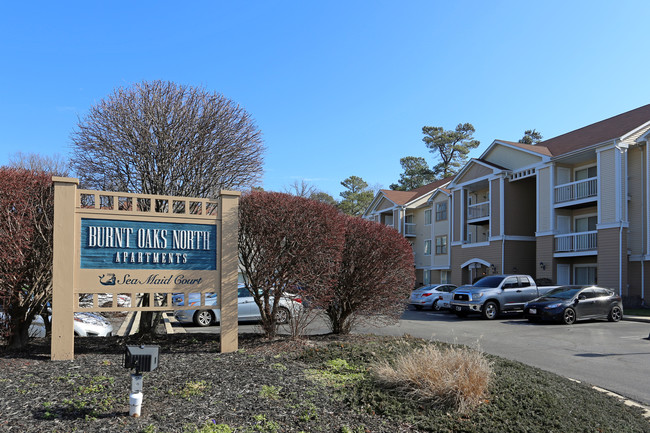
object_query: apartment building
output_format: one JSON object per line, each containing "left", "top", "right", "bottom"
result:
{"left": 366, "top": 104, "right": 650, "bottom": 306}
{"left": 363, "top": 177, "right": 452, "bottom": 286}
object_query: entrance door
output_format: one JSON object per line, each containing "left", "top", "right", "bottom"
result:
{"left": 557, "top": 264, "right": 570, "bottom": 285}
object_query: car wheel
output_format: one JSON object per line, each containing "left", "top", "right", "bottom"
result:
{"left": 608, "top": 306, "right": 622, "bottom": 322}
{"left": 193, "top": 310, "right": 214, "bottom": 327}
{"left": 275, "top": 307, "right": 290, "bottom": 324}
{"left": 432, "top": 300, "right": 442, "bottom": 311}
{"left": 562, "top": 308, "right": 576, "bottom": 325}
{"left": 481, "top": 301, "right": 499, "bottom": 320}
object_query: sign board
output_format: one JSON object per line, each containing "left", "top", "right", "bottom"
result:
{"left": 51, "top": 178, "right": 240, "bottom": 360}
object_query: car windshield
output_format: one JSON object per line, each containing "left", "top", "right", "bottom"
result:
{"left": 473, "top": 276, "right": 505, "bottom": 288}
{"left": 542, "top": 287, "right": 582, "bottom": 300}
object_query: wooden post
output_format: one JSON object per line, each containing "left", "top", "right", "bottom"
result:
{"left": 51, "top": 177, "right": 79, "bottom": 361}
{"left": 218, "top": 191, "right": 241, "bottom": 353}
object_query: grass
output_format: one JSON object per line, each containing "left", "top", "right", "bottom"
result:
{"left": 626, "top": 308, "right": 650, "bottom": 316}
{"left": 373, "top": 344, "right": 492, "bottom": 414}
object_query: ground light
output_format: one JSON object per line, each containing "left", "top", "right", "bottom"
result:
{"left": 124, "top": 345, "right": 159, "bottom": 417}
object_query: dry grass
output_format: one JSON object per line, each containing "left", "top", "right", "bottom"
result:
{"left": 372, "top": 344, "right": 493, "bottom": 414}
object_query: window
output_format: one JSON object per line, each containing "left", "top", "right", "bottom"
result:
{"left": 575, "top": 265, "right": 597, "bottom": 285}
{"left": 435, "top": 202, "right": 447, "bottom": 221}
{"left": 575, "top": 166, "right": 597, "bottom": 181}
{"left": 575, "top": 216, "right": 597, "bottom": 232}
{"left": 424, "top": 240, "right": 432, "bottom": 255}
{"left": 441, "top": 270, "right": 450, "bottom": 284}
{"left": 423, "top": 271, "right": 431, "bottom": 285}
{"left": 435, "top": 236, "right": 447, "bottom": 255}
{"left": 424, "top": 209, "right": 432, "bottom": 225}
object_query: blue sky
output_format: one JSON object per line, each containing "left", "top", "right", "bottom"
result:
{"left": 2, "top": 1, "right": 649, "bottom": 198}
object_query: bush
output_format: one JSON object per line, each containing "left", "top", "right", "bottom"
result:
{"left": 373, "top": 344, "right": 493, "bottom": 414}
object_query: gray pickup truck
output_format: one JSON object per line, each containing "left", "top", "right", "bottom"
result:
{"left": 450, "top": 275, "right": 555, "bottom": 320}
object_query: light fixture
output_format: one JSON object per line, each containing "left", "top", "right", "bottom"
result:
{"left": 539, "top": 262, "right": 546, "bottom": 270}
{"left": 490, "top": 264, "right": 496, "bottom": 273}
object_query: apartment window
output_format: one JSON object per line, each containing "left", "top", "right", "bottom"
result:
{"left": 575, "top": 265, "right": 597, "bottom": 285}
{"left": 424, "top": 209, "right": 432, "bottom": 225}
{"left": 441, "top": 270, "right": 450, "bottom": 284}
{"left": 435, "top": 202, "right": 447, "bottom": 221}
{"left": 575, "top": 166, "right": 597, "bottom": 181}
{"left": 424, "top": 239, "right": 432, "bottom": 255}
{"left": 575, "top": 215, "right": 597, "bottom": 232}
{"left": 435, "top": 235, "right": 448, "bottom": 255}
{"left": 423, "top": 270, "right": 431, "bottom": 285}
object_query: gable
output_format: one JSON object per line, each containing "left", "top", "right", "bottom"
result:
{"left": 376, "top": 197, "right": 394, "bottom": 211}
{"left": 483, "top": 144, "right": 544, "bottom": 170}
{"left": 453, "top": 162, "right": 493, "bottom": 184}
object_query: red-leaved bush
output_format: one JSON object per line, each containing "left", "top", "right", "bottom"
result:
{"left": 238, "top": 191, "right": 345, "bottom": 338}
{"left": 325, "top": 216, "right": 415, "bottom": 334}
{"left": 0, "top": 168, "right": 54, "bottom": 348}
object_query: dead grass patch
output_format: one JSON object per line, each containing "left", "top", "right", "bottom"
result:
{"left": 373, "top": 344, "right": 492, "bottom": 414}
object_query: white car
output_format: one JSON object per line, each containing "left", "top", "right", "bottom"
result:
{"left": 409, "top": 284, "right": 457, "bottom": 310}
{"left": 3, "top": 311, "right": 114, "bottom": 338}
{"left": 173, "top": 285, "right": 302, "bottom": 327}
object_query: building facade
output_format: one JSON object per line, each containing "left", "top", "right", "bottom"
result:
{"left": 364, "top": 104, "right": 650, "bottom": 306}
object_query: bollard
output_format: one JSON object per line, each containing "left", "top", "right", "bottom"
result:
{"left": 129, "top": 391, "right": 143, "bottom": 417}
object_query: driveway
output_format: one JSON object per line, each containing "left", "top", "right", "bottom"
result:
{"left": 356, "top": 309, "right": 650, "bottom": 406}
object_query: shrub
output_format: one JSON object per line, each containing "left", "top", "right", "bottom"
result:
{"left": 373, "top": 344, "right": 493, "bottom": 414}
{"left": 0, "top": 168, "right": 54, "bottom": 348}
{"left": 325, "top": 216, "right": 415, "bottom": 334}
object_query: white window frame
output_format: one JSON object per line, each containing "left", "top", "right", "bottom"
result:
{"left": 435, "top": 235, "right": 447, "bottom": 255}
{"left": 435, "top": 202, "right": 447, "bottom": 221}
{"left": 573, "top": 213, "right": 597, "bottom": 232}
{"left": 574, "top": 164, "right": 597, "bottom": 181}
{"left": 424, "top": 239, "right": 432, "bottom": 256}
{"left": 440, "top": 270, "right": 450, "bottom": 284}
{"left": 424, "top": 209, "right": 432, "bottom": 225}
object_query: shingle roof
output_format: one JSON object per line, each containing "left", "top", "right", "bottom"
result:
{"left": 380, "top": 176, "right": 453, "bottom": 206}
{"left": 540, "top": 104, "right": 650, "bottom": 156}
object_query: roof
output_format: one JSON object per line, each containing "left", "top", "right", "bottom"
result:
{"left": 379, "top": 176, "right": 453, "bottom": 206}
{"left": 493, "top": 140, "right": 553, "bottom": 157}
{"left": 539, "top": 104, "right": 650, "bottom": 156}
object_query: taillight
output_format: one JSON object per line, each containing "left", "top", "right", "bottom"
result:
{"left": 439, "top": 296, "right": 443, "bottom": 300}
{"left": 421, "top": 293, "right": 433, "bottom": 297}
{"left": 293, "top": 297, "right": 302, "bottom": 304}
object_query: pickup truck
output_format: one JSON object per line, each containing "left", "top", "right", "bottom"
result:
{"left": 450, "top": 275, "right": 556, "bottom": 320}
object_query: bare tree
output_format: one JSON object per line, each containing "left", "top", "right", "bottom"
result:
{"left": 70, "top": 80, "right": 265, "bottom": 197}
{"left": 283, "top": 179, "right": 318, "bottom": 198}
{"left": 8, "top": 152, "right": 69, "bottom": 176}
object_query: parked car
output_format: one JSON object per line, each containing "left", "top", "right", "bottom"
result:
{"left": 450, "top": 275, "right": 557, "bottom": 320}
{"left": 410, "top": 284, "right": 457, "bottom": 310}
{"left": 1, "top": 311, "right": 114, "bottom": 338}
{"left": 524, "top": 285, "right": 623, "bottom": 325}
{"left": 173, "top": 285, "right": 302, "bottom": 327}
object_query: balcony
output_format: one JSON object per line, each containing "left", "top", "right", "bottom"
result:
{"left": 554, "top": 178, "right": 597, "bottom": 207}
{"left": 467, "top": 202, "right": 489, "bottom": 224}
{"left": 404, "top": 223, "right": 416, "bottom": 237}
{"left": 554, "top": 230, "right": 597, "bottom": 255}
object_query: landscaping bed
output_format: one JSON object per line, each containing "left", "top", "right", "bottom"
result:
{"left": 0, "top": 333, "right": 648, "bottom": 432}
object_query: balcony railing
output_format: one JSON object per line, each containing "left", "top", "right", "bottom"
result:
{"left": 467, "top": 202, "right": 489, "bottom": 220}
{"left": 404, "top": 223, "right": 416, "bottom": 236}
{"left": 554, "top": 230, "right": 597, "bottom": 253}
{"left": 555, "top": 178, "right": 597, "bottom": 204}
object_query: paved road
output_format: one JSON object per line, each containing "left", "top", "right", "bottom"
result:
{"left": 174, "top": 309, "right": 650, "bottom": 406}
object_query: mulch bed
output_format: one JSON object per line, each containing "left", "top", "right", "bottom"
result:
{"left": 0, "top": 333, "right": 407, "bottom": 433}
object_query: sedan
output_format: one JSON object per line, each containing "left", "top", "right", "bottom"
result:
{"left": 3, "top": 311, "right": 114, "bottom": 338}
{"left": 173, "top": 285, "right": 302, "bottom": 327}
{"left": 524, "top": 285, "right": 623, "bottom": 325}
{"left": 409, "top": 284, "right": 457, "bottom": 311}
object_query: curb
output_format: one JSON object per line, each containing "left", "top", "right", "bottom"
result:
{"left": 567, "top": 378, "right": 650, "bottom": 419}
{"left": 623, "top": 315, "right": 650, "bottom": 324}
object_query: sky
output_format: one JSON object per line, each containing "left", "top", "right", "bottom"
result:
{"left": 2, "top": 1, "right": 650, "bottom": 199}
